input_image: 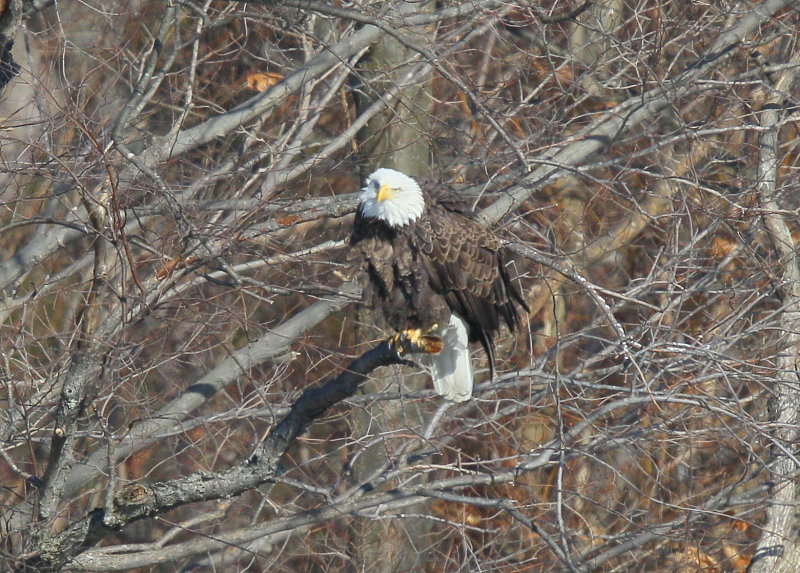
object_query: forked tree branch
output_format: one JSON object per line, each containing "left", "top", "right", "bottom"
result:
{"left": 15, "top": 339, "right": 408, "bottom": 573}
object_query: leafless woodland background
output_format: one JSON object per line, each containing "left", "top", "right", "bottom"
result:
{"left": 0, "top": 0, "right": 799, "bottom": 571}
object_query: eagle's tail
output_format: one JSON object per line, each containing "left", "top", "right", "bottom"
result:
{"left": 430, "top": 313, "right": 473, "bottom": 402}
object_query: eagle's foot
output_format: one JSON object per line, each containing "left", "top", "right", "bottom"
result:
{"left": 390, "top": 328, "right": 443, "bottom": 356}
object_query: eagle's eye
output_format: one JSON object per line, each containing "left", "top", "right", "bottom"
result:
{"left": 370, "top": 180, "right": 380, "bottom": 191}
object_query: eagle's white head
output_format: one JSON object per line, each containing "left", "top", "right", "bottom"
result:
{"left": 358, "top": 168, "right": 425, "bottom": 228}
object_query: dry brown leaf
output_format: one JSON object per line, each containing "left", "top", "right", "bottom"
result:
{"left": 507, "top": 116, "right": 525, "bottom": 137}
{"left": 708, "top": 236, "right": 737, "bottom": 259}
{"left": 431, "top": 499, "right": 482, "bottom": 526}
{"left": 457, "top": 91, "right": 473, "bottom": 117}
{"left": 275, "top": 214, "right": 301, "bottom": 226}
{"left": 156, "top": 255, "right": 200, "bottom": 280}
{"left": 246, "top": 72, "right": 284, "bottom": 92}
{"left": 731, "top": 519, "right": 748, "bottom": 532}
{"left": 722, "top": 541, "right": 751, "bottom": 573}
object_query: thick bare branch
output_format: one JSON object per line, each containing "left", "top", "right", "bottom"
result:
{"left": 749, "top": 48, "right": 800, "bottom": 573}
{"left": 15, "top": 338, "right": 405, "bottom": 572}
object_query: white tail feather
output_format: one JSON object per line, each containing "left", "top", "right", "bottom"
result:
{"left": 429, "top": 314, "right": 473, "bottom": 402}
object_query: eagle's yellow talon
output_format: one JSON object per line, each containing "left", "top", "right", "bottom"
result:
{"left": 390, "top": 328, "right": 444, "bottom": 355}
{"left": 405, "top": 328, "right": 424, "bottom": 347}
{"left": 389, "top": 332, "right": 401, "bottom": 350}
{"left": 389, "top": 329, "right": 422, "bottom": 354}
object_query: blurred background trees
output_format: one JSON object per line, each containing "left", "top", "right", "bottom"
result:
{"left": 1, "top": 1, "right": 799, "bottom": 571}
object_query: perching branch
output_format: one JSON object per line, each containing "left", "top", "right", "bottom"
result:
{"left": 14, "top": 338, "right": 409, "bottom": 573}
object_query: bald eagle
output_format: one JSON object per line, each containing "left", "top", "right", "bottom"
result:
{"left": 350, "top": 168, "right": 528, "bottom": 402}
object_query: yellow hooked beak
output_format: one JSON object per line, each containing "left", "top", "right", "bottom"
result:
{"left": 376, "top": 184, "right": 394, "bottom": 203}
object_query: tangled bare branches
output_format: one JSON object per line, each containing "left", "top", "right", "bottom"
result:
{"left": 1, "top": 1, "right": 799, "bottom": 571}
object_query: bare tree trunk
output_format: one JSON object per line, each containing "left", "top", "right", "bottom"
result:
{"left": 568, "top": 0, "right": 624, "bottom": 95}
{"left": 749, "top": 48, "right": 800, "bottom": 573}
{"left": 350, "top": 3, "right": 435, "bottom": 571}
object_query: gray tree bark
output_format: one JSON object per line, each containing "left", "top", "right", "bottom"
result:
{"left": 350, "top": 3, "right": 435, "bottom": 571}
{"left": 748, "top": 47, "right": 800, "bottom": 573}
{"left": 568, "top": 0, "right": 623, "bottom": 96}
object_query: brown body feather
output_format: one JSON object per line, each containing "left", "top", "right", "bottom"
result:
{"left": 350, "top": 183, "right": 528, "bottom": 376}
